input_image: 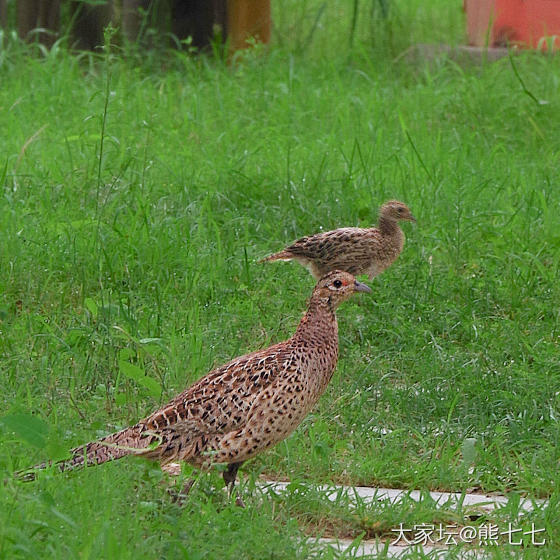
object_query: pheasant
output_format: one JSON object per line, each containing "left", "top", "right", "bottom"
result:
{"left": 17, "top": 271, "right": 371, "bottom": 500}
{"left": 261, "top": 200, "right": 415, "bottom": 280}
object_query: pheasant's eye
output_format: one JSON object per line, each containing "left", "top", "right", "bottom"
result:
{"left": 333, "top": 279, "right": 342, "bottom": 288}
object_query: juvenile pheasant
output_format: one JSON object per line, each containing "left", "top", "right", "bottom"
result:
{"left": 18, "top": 271, "right": 371, "bottom": 498}
{"left": 261, "top": 200, "right": 415, "bottom": 280}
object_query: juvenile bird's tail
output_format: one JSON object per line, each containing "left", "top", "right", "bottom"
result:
{"left": 258, "top": 250, "right": 294, "bottom": 263}
{"left": 16, "top": 424, "right": 156, "bottom": 481}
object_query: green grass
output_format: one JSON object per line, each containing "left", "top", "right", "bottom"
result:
{"left": 1, "top": 1, "right": 559, "bottom": 557}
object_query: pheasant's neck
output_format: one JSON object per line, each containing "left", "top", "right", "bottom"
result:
{"left": 292, "top": 300, "right": 339, "bottom": 397}
{"left": 378, "top": 216, "right": 400, "bottom": 236}
{"left": 293, "top": 300, "right": 339, "bottom": 350}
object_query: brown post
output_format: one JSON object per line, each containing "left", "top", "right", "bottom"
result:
{"left": 17, "top": 0, "right": 35, "bottom": 40}
{"left": 0, "top": 0, "right": 7, "bottom": 30}
{"left": 172, "top": 0, "right": 215, "bottom": 49}
{"left": 17, "top": 0, "right": 61, "bottom": 47}
{"left": 226, "top": 0, "right": 270, "bottom": 53}
{"left": 69, "top": 1, "right": 113, "bottom": 51}
{"left": 122, "top": 0, "right": 151, "bottom": 43}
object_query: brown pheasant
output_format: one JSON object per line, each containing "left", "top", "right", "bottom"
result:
{"left": 261, "top": 200, "right": 416, "bottom": 280}
{"left": 18, "top": 271, "right": 371, "bottom": 498}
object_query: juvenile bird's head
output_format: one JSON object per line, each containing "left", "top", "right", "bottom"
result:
{"left": 311, "top": 270, "right": 371, "bottom": 310}
{"left": 380, "top": 200, "right": 416, "bottom": 223}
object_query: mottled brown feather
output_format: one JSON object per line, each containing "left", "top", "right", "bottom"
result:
{"left": 262, "top": 200, "right": 415, "bottom": 280}
{"left": 17, "top": 271, "right": 370, "bottom": 482}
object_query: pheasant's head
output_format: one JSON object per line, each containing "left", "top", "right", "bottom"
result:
{"left": 380, "top": 200, "right": 416, "bottom": 222}
{"left": 312, "top": 270, "right": 371, "bottom": 310}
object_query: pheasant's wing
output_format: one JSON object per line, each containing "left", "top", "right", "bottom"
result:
{"left": 324, "top": 231, "right": 385, "bottom": 275}
{"left": 285, "top": 228, "right": 364, "bottom": 261}
{"left": 16, "top": 343, "right": 298, "bottom": 477}
{"left": 143, "top": 343, "right": 295, "bottom": 438}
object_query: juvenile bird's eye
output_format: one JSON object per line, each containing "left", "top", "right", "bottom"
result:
{"left": 333, "top": 279, "right": 342, "bottom": 288}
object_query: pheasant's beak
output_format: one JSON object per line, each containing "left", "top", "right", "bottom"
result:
{"left": 409, "top": 214, "right": 417, "bottom": 222}
{"left": 354, "top": 281, "right": 372, "bottom": 293}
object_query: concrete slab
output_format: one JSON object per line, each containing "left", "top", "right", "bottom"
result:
{"left": 260, "top": 480, "right": 545, "bottom": 514}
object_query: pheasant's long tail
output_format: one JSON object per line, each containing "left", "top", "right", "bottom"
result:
{"left": 259, "top": 250, "right": 294, "bottom": 263}
{"left": 16, "top": 424, "right": 156, "bottom": 481}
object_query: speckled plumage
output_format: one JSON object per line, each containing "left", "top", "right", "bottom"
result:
{"left": 19, "top": 271, "right": 370, "bottom": 492}
{"left": 262, "top": 200, "right": 416, "bottom": 280}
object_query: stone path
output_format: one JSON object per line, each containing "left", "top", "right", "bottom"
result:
{"left": 260, "top": 480, "right": 543, "bottom": 514}
{"left": 259, "top": 480, "right": 547, "bottom": 558}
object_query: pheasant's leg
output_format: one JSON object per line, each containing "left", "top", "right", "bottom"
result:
{"left": 223, "top": 461, "right": 245, "bottom": 507}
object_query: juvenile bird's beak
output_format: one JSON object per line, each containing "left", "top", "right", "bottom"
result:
{"left": 354, "top": 281, "right": 372, "bottom": 293}
{"left": 409, "top": 214, "right": 417, "bottom": 222}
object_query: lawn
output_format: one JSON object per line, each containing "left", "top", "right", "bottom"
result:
{"left": 0, "top": 1, "right": 559, "bottom": 557}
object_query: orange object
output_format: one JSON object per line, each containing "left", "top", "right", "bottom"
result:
{"left": 227, "top": 0, "right": 271, "bottom": 53}
{"left": 465, "top": 0, "right": 560, "bottom": 49}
